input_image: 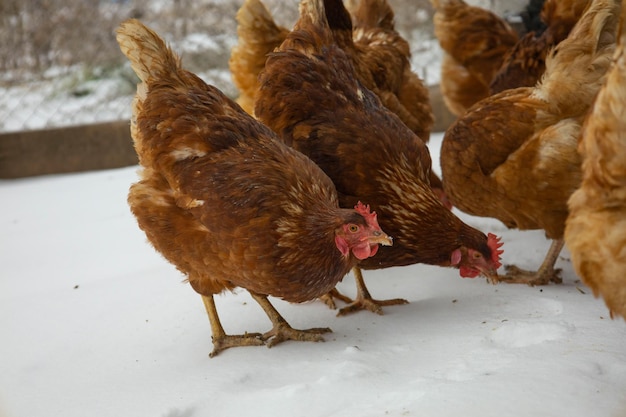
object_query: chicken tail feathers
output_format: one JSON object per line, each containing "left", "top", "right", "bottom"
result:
{"left": 536, "top": 0, "right": 620, "bottom": 114}
{"left": 346, "top": 0, "right": 395, "bottom": 31}
{"left": 230, "top": 0, "right": 288, "bottom": 114}
{"left": 117, "top": 19, "right": 253, "bottom": 175}
{"left": 297, "top": 0, "right": 325, "bottom": 28}
{"left": 573, "top": 1, "right": 626, "bottom": 199}
{"left": 322, "top": 0, "right": 353, "bottom": 33}
{"left": 233, "top": 0, "right": 286, "bottom": 48}
{"left": 116, "top": 19, "right": 181, "bottom": 85}
{"left": 236, "top": 0, "right": 278, "bottom": 34}
{"left": 296, "top": 0, "right": 352, "bottom": 46}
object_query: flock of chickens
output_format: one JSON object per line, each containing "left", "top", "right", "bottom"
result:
{"left": 115, "top": 0, "right": 626, "bottom": 357}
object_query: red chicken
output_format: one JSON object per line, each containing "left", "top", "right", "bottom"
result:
{"left": 116, "top": 19, "right": 392, "bottom": 357}
{"left": 254, "top": 0, "right": 503, "bottom": 315}
{"left": 440, "top": 0, "right": 619, "bottom": 285}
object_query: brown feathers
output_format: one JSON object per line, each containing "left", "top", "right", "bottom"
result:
{"left": 117, "top": 18, "right": 391, "bottom": 355}
{"left": 565, "top": 2, "right": 626, "bottom": 319}
{"left": 255, "top": 0, "right": 502, "bottom": 285}
{"left": 229, "top": 0, "right": 433, "bottom": 142}
{"left": 431, "top": 0, "right": 519, "bottom": 116}
{"left": 441, "top": 0, "right": 620, "bottom": 285}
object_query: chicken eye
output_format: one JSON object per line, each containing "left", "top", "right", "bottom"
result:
{"left": 348, "top": 224, "right": 360, "bottom": 233}
{"left": 473, "top": 252, "right": 483, "bottom": 259}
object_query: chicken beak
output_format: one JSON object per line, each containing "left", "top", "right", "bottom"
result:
{"left": 369, "top": 231, "right": 393, "bottom": 247}
{"left": 482, "top": 268, "right": 500, "bottom": 285}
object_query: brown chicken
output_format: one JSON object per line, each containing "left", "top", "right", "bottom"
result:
{"left": 440, "top": 0, "right": 619, "bottom": 286}
{"left": 229, "top": 0, "right": 289, "bottom": 115}
{"left": 116, "top": 19, "right": 392, "bottom": 357}
{"left": 255, "top": 0, "right": 503, "bottom": 315}
{"left": 343, "top": 0, "right": 444, "bottom": 201}
{"left": 229, "top": 0, "right": 433, "bottom": 141}
{"left": 230, "top": 0, "right": 444, "bottom": 206}
{"left": 431, "top": 0, "right": 519, "bottom": 116}
{"left": 565, "top": 3, "right": 626, "bottom": 320}
{"left": 342, "top": 0, "right": 434, "bottom": 142}
{"left": 489, "top": 0, "right": 591, "bottom": 94}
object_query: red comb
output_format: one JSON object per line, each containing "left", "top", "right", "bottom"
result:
{"left": 355, "top": 201, "right": 379, "bottom": 228}
{"left": 487, "top": 233, "right": 504, "bottom": 269}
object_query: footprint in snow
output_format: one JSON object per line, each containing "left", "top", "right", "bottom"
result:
{"left": 489, "top": 321, "right": 573, "bottom": 348}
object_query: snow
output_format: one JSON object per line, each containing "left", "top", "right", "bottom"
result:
{"left": 0, "top": 70, "right": 135, "bottom": 133}
{"left": 0, "top": 18, "right": 438, "bottom": 133}
{"left": 2, "top": 133, "right": 626, "bottom": 417}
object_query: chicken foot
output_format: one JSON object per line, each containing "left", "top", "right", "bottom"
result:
{"left": 497, "top": 239, "right": 564, "bottom": 286}
{"left": 201, "top": 295, "right": 264, "bottom": 358}
{"left": 249, "top": 292, "right": 332, "bottom": 348}
{"left": 330, "top": 267, "right": 409, "bottom": 316}
{"left": 319, "top": 288, "right": 354, "bottom": 310}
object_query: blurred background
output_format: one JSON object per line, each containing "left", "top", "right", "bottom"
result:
{"left": 0, "top": 0, "right": 526, "bottom": 176}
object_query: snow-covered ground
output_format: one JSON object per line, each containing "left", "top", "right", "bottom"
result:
{"left": 2, "top": 133, "right": 625, "bottom": 417}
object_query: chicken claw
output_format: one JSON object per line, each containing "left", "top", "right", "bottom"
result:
{"left": 263, "top": 325, "right": 331, "bottom": 348}
{"left": 334, "top": 267, "right": 409, "bottom": 316}
{"left": 319, "top": 288, "right": 354, "bottom": 310}
{"left": 492, "top": 239, "right": 564, "bottom": 286}
{"left": 336, "top": 295, "right": 409, "bottom": 316}
{"left": 497, "top": 264, "right": 563, "bottom": 286}
{"left": 201, "top": 295, "right": 265, "bottom": 357}
{"left": 210, "top": 333, "right": 265, "bottom": 358}
{"left": 250, "top": 292, "right": 332, "bottom": 348}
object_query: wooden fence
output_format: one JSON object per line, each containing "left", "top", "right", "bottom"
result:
{"left": 0, "top": 85, "right": 455, "bottom": 179}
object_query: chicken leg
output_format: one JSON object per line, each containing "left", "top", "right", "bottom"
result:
{"left": 249, "top": 292, "right": 332, "bottom": 348}
{"left": 319, "top": 288, "right": 353, "bottom": 309}
{"left": 497, "top": 239, "right": 564, "bottom": 286}
{"left": 201, "top": 294, "right": 264, "bottom": 358}
{"left": 325, "top": 267, "right": 409, "bottom": 316}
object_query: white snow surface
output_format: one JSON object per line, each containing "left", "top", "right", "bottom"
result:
{"left": 2, "top": 133, "right": 626, "bottom": 417}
